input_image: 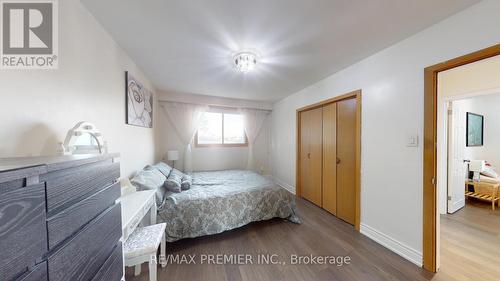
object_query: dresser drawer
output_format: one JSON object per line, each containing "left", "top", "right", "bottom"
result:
{"left": 16, "top": 262, "right": 47, "bottom": 281}
{"left": 48, "top": 203, "right": 122, "bottom": 281}
{"left": 47, "top": 182, "right": 121, "bottom": 250}
{"left": 42, "top": 160, "right": 120, "bottom": 215}
{"left": 92, "top": 243, "right": 123, "bottom": 281}
{"left": 0, "top": 183, "right": 47, "bottom": 281}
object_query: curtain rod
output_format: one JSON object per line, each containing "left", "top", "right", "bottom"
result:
{"left": 158, "top": 99, "right": 272, "bottom": 112}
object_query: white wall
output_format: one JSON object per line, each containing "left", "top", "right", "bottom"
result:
{"left": 157, "top": 91, "right": 272, "bottom": 173}
{"left": 271, "top": 0, "right": 500, "bottom": 266}
{"left": 457, "top": 93, "right": 500, "bottom": 168}
{"left": 0, "top": 0, "right": 157, "bottom": 178}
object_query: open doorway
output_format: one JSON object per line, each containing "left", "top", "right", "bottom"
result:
{"left": 437, "top": 55, "right": 500, "bottom": 216}
{"left": 423, "top": 45, "right": 500, "bottom": 276}
{"left": 437, "top": 85, "right": 500, "bottom": 279}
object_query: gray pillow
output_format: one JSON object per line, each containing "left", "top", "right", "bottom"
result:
{"left": 170, "top": 168, "right": 185, "bottom": 180}
{"left": 152, "top": 162, "right": 173, "bottom": 178}
{"left": 130, "top": 168, "right": 167, "bottom": 206}
{"left": 164, "top": 178, "right": 181, "bottom": 193}
{"left": 164, "top": 168, "right": 184, "bottom": 193}
{"left": 181, "top": 175, "right": 192, "bottom": 191}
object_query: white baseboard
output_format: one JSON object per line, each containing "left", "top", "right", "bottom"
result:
{"left": 360, "top": 223, "right": 422, "bottom": 267}
{"left": 272, "top": 177, "right": 296, "bottom": 194}
{"left": 269, "top": 178, "right": 422, "bottom": 267}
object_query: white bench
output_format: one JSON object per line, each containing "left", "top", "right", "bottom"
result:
{"left": 124, "top": 223, "right": 166, "bottom": 281}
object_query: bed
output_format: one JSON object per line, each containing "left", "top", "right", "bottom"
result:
{"left": 153, "top": 170, "right": 300, "bottom": 242}
{"left": 465, "top": 176, "right": 500, "bottom": 210}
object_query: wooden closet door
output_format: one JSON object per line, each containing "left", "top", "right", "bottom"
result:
{"left": 300, "top": 107, "right": 323, "bottom": 207}
{"left": 322, "top": 103, "right": 337, "bottom": 215}
{"left": 336, "top": 98, "right": 356, "bottom": 225}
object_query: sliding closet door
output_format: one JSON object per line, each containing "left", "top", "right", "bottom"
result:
{"left": 322, "top": 103, "right": 337, "bottom": 215}
{"left": 300, "top": 107, "right": 323, "bottom": 207}
{"left": 336, "top": 98, "right": 356, "bottom": 225}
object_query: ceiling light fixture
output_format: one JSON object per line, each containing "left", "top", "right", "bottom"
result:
{"left": 233, "top": 51, "right": 258, "bottom": 73}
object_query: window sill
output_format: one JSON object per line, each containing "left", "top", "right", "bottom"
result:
{"left": 195, "top": 143, "right": 248, "bottom": 148}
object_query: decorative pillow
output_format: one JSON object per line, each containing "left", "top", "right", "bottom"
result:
{"left": 130, "top": 168, "right": 167, "bottom": 205}
{"left": 152, "top": 162, "right": 173, "bottom": 178}
{"left": 164, "top": 178, "right": 181, "bottom": 193}
{"left": 164, "top": 168, "right": 184, "bottom": 193}
{"left": 181, "top": 175, "right": 192, "bottom": 191}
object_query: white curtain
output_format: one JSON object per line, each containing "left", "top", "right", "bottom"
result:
{"left": 241, "top": 109, "right": 269, "bottom": 171}
{"left": 161, "top": 102, "right": 208, "bottom": 173}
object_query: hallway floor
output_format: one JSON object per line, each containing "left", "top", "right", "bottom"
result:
{"left": 439, "top": 199, "right": 500, "bottom": 281}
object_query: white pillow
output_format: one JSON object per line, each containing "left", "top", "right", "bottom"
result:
{"left": 481, "top": 165, "right": 499, "bottom": 179}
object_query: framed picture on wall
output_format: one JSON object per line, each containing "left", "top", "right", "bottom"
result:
{"left": 466, "top": 112, "right": 483, "bottom": 147}
{"left": 126, "top": 71, "right": 153, "bottom": 128}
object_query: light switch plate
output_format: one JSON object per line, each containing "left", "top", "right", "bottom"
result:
{"left": 407, "top": 135, "right": 419, "bottom": 147}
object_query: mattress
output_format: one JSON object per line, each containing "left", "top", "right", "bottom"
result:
{"left": 157, "top": 170, "right": 300, "bottom": 242}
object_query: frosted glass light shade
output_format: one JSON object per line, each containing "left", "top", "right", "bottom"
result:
{"left": 234, "top": 52, "right": 258, "bottom": 73}
{"left": 167, "top": 150, "right": 179, "bottom": 161}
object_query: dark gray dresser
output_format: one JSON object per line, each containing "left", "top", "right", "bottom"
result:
{"left": 0, "top": 154, "right": 123, "bottom": 281}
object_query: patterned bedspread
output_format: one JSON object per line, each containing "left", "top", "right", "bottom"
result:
{"left": 158, "top": 170, "right": 300, "bottom": 242}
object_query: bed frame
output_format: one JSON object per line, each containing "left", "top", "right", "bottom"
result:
{"left": 465, "top": 180, "right": 500, "bottom": 210}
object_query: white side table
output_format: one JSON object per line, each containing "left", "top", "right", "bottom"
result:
{"left": 118, "top": 190, "right": 157, "bottom": 276}
{"left": 119, "top": 190, "right": 157, "bottom": 241}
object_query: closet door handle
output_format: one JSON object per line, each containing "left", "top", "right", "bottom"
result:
{"left": 336, "top": 158, "right": 341, "bottom": 164}
{"left": 307, "top": 153, "right": 311, "bottom": 159}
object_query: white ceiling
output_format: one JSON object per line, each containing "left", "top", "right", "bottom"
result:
{"left": 82, "top": 0, "right": 479, "bottom": 102}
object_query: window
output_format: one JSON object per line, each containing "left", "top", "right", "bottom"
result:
{"left": 196, "top": 111, "right": 247, "bottom": 146}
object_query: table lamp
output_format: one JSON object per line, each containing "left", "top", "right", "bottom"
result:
{"left": 469, "top": 160, "right": 485, "bottom": 182}
{"left": 167, "top": 150, "right": 179, "bottom": 169}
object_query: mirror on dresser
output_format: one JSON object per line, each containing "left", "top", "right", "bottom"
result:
{"left": 61, "top": 121, "right": 108, "bottom": 155}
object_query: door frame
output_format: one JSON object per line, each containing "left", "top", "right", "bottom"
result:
{"left": 296, "top": 89, "right": 362, "bottom": 231}
{"left": 423, "top": 44, "right": 500, "bottom": 272}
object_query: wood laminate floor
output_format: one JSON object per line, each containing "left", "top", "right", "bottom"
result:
{"left": 438, "top": 199, "right": 500, "bottom": 281}
{"left": 126, "top": 198, "right": 500, "bottom": 281}
{"left": 126, "top": 198, "right": 437, "bottom": 281}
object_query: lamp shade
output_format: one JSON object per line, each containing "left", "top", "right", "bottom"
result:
{"left": 167, "top": 150, "right": 179, "bottom": 161}
{"left": 469, "top": 160, "right": 485, "bottom": 172}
